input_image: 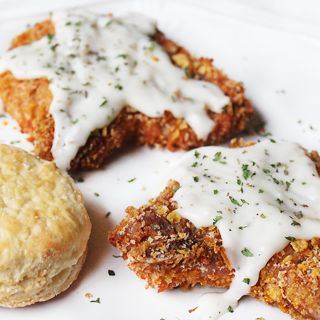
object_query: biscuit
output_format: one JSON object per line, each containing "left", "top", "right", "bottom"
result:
{"left": 0, "top": 144, "right": 91, "bottom": 307}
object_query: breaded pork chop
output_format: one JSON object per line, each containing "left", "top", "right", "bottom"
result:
{"left": 109, "top": 140, "right": 320, "bottom": 320}
{"left": 0, "top": 19, "right": 254, "bottom": 171}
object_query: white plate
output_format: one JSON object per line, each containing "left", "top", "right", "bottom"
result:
{"left": 0, "top": 1, "right": 319, "bottom": 319}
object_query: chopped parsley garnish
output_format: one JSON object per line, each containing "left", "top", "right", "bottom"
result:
{"left": 100, "top": 100, "right": 108, "bottom": 107}
{"left": 227, "top": 306, "right": 234, "bottom": 313}
{"left": 271, "top": 176, "right": 279, "bottom": 184}
{"left": 222, "top": 105, "right": 228, "bottom": 112}
{"left": 173, "top": 186, "right": 181, "bottom": 193}
{"left": 242, "top": 278, "right": 250, "bottom": 285}
{"left": 302, "top": 182, "right": 306, "bottom": 185}
{"left": 276, "top": 198, "right": 283, "bottom": 204}
{"left": 94, "top": 193, "right": 99, "bottom": 197}
{"left": 270, "top": 139, "right": 276, "bottom": 143}
{"left": 194, "top": 150, "right": 200, "bottom": 158}
{"left": 285, "top": 236, "right": 296, "bottom": 241}
{"left": 51, "top": 43, "right": 59, "bottom": 51}
{"left": 75, "top": 21, "right": 82, "bottom": 26}
{"left": 105, "top": 212, "right": 111, "bottom": 218}
{"left": 77, "top": 178, "right": 84, "bottom": 183}
{"left": 230, "top": 197, "right": 242, "bottom": 206}
{"left": 171, "top": 96, "right": 176, "bottom": 102}
{"left": 184, "top": 68, "right": 192, "bottom": 79}
{"left": 294, "top": 211, "right": 303, "bottom": 219}
{"left": 143, "top": 43, "right": 156, "bottom": 51}
{"left": 191, "top": 162, "right": 198, "bottom": 167}
{"left": 214, "top": 190, "right": 218, "bottom": 195}
{"left": 10, "top": 141, "right": 20, "bottom": 144}
{"left": 263, "top": 169, "right": 270, "bottom": 174}
{"left": 193, "top": 176, "right": 199, "bottom": 182}
{"left": 71, "top": 118, "right": 79, "bottom": 124}
{"left": 259, "top": 189, "right": 264, "bottom": 193}
{"left": 128, "top": 178, "right": 136, "bottom": 183}
{"left": 242, "top": 164, "right": 252, "bottom": 180}
{"left": 108, "top": 270, "right": 115, "bottom": 276}
{"left": 115, "top": 84, "right": 123, "bottom": 90}
{"left": 291, "top": 220, "right": 301, "bottom": 226}
{"left": 47, "top": 34, "right": 54, "bottom": 43}
{"left": 66, "top": 21, "right": 72, "bottom": 26}
{"left": 117, "top": 54, "right": 127, "bottom": 59}
{"left": 241, "top": 248, "right": 254, "bottom": 257}
{"left": 237, "top": 179, "right": 241, "bottom": 185}
{"left": 239, "top": 226, "right": 247, "bottom": 230}
{"left": 150, "top": 223, "right": 157, "bottom": 230}
{"left": 112, "top": 255, "right": 121, "bottom": 258}
{"left": 260, "top": 214, "right": 266, "bottom": 219}
{"left": 213, "top": 152, "right": 222, "bottom": 162}
{"left": 241, "top": 199, "right": 249, "bottom": 205}
{"left": 297, "top": 259, "right": 303, "bottom": 264}
{"left": 106, "top": 20, "right": 113, "bottom": 26}
{"left": 286, "top": 181, "right": 291, "bottom": 189}
{"left": 212, "top": 216, "right": 222, "bottom": 225}
{"left": 90, "top": 298, "right": 101, "bottom": 303}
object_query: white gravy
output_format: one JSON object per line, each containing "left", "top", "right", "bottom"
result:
{"left": 168, "top": 140, "right": 320, "bottom": 319}
{"left": 0, "top": 9, "right": 229, "bottom": 170}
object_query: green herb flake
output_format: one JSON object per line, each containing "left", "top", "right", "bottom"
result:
{"left": 272, "top": 176, "right": 280, "bottom": 184}
{"left": 112, "top": 255, "right": 121, "bottom": 258}
{"left": 239, "top": 226, "right": 247, "bottom": 230}
{"left": 75, "top": 21, "right": 82, "bottom": 26}
{"left": 260, "top": 214, "right": 266, "bottom": 219}
{"left": 227, "top": 306, "right": 234, "bottom": 313}
{"left": 270, "top": 139, "right": 276, "bottom": 143}
{"left": 100, "top": 100, "right": 108, "bottom": 107}
{"left": 222, "top": 105, "right": 228, "bottom": 112}
{"left": 219, "top": 161, "right": 227, "bottom": 165}
{"left": 276, "top": 198, "right": 283, "bottom": 204}
{"left": 230, "top": 197, "right": 242, "bottom": 206}
{"left": 108, "top": 270, "right": 115, "bottom": 276}
{"left": 297, "top": 259, "right": 303, "bottom": 264}
{"left": 117, "top": 54, "right": 127, "bottom": 59}
{"left": 94, "top": 192, "right": 99, "bottom": 197}
{"left": 128, "top": 178, "right": 136, "bottom": 183}
{"left": 302, "top": 182, "right": 306, "bottom": 185}
{"left": 214, "top": 190, "right": 218, "bottom": 195}
{"left": 285, "top": 236, "right": 296, "bottom": 241}
{"left": 90, "top": 297, "right": 101, "bottom": 303}
{"left": 286, "top": 181, "right": 291, "bottom": 189}
{"left": 77, "top": 178, "right": 84, "bottom": 183}
{"left": 173, "top": 186, "right": 181, "bottom": 193}
{"left": 150, "top": 223, "right": 157, "bottom": 230}
{"left": 241, "top": 248, "right": 254, "bottom": 257}
{"left": 242, "top": 278, "right": 250, "bottom": 285}
{"left": 191, "top": 162, "right": 198, "bottom": 167}
{"left": 263, "top": 169, "right": 270, "bottom": 174}
{"left": 106, "top": 20, "right": 113, "bottom": 26}
{"left": 171, "top": 96, "right": 176, "bottom": 102}
{"left": 194, "top": 150, "right": 200, "bottom": 158}
{"left": 66, "top": 21, "right": 72, "bottom": 26}
{"left": 10, "top": 141, "right": 20, "bottom": 144}
{"left": 71, "top": 118, "right": 79, "bottom": 124}
{"left": 294, "top": 211, "right": 303, "bottom": 219}
{"left": 291, "top": 220, "right": 301, "bottom": 226}
{"left": 213, "top": 152, "right": 222, "bottom": 162}
{"left": 51, "top": 43, "right": 59, "bottom": 51}
{"left": 212, "top": 216, "right": 222, "bottom": 225}
{"left": 241, "top": 199, "right": 249, "bottom": 205}
{"left": 105, "top": 212, "right": 111, "bottom": 218}
{"left": 193, "top": 176, "right": 199, "bottom": 182}
{"left": 47, "top": 34, "right": 54, "bottom": 43}
{"left": 184, "top": 68, "right": 192, "bottom": 79}
{"left": 115, "top": 84, "right": 123, "bottom": 90}
{"left": 259, "top": 189, "right": 264, "bottom": 193}
{"left": 242, "top": 164, "right": 252, "bottom": 180}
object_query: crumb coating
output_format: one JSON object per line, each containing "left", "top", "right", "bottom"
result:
{"left": 0, "top": 19, "right": 254, "bottom": 170}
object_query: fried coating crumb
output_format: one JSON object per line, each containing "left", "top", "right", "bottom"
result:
{"left": 109, "top": 142, "right": 320, "bottom": 319}
{"left": 0, "top": 19, "right": 254, "bottom": 170}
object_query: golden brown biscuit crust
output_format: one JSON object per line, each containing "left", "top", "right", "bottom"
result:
{"left": 0, "top": 19, "right": 254, "bottom": 170}
{"left": 0, "top": 144, "right": 91, "bottom": 307}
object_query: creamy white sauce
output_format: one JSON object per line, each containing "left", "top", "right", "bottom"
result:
{"left": 0, "top": 9, "right": 229, "bottom": 170}
{"left": 168, "top": 140, "right": 320, "bottom": 319}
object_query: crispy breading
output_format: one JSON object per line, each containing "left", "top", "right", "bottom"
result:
{"left": 0, "top": 19, "right": 254, "bottom": 170}
{"left": 109, "top": 143, "right": 320, "bottom": 319}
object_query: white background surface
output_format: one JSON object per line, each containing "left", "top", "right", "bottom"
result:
{"left": 0, "top": 1, "right": 319, "bottom": 319}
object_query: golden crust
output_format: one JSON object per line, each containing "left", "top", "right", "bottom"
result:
{"left": 0, "top": 19, "right": 254, "bottom": 170}
{"left": 0, "top": 144, "right": 91, "bottom": 307}
{"left": 109, "top": 142, "right": 320, "bottom": 319}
